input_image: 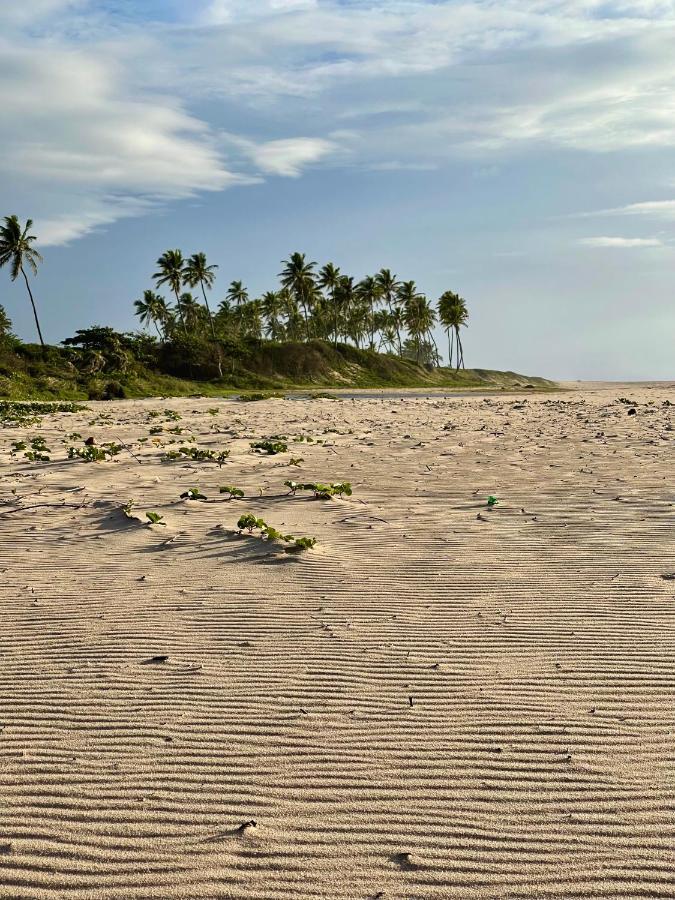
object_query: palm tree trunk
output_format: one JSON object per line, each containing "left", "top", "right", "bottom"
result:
{"left": 21, "top": 267, "right": 45, "bottom": 347}
{"left": 200, "top": 281, "right": 223, "bottom": 378}
{"left": 174, "top": 289, "right": 188, "bottom": 336}
{"left": 389, "top": 298, "right": 402, "bottom": 357}
{"left": 458, "top": 329, "right": 465, "bottom": 369}
{"left": 448, "top": 328, "right": 453, "bottom": 368}
{"left": 455, "top": 326, "right": 461, "bottom": 371}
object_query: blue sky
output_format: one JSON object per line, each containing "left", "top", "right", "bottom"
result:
{"left": 2, "top": 0, "right": 674, "bottom": 379}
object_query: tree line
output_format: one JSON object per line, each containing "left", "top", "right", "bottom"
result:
{"left": 138, "top": 249, "right": 469, "bottom": 369}
{"left": 0, "top": 216, "right": 470, "bottom": 371}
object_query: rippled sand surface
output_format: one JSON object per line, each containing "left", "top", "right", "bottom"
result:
{"left": 0, "top": 384, "right": 673, "bottom": 899}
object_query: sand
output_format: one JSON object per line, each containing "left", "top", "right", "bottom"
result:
{"left": 0, "top": 384, "right": 673, "bottom": 899}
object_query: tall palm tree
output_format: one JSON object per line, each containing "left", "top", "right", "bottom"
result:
{"left": 261, "top": 291, "right": 285, "bottom": 341}
{"left": 184, "top": 253, "right": 218, "bottom": 334}
{"left": 177, "top": 292, "right": 205, "bottom": 334}
{"left": 400, "top": 281, "right": 436, "bottom": 364}
{"left": 134, "top": 289, "right": 168, "bottom": 340}
{"left": 335, "top": 275, "right": 355, "bottom": 344}
{"left": 375, "top": 269, "right": 401, "bottom": 355}
{"left": 184, "top": 252, "right": 221, "bottom": 375}
{"left": 318, "top": 262, "right": 341, "bottom": 346}
{"left": 356, "top": 275, "right": 381, "bottom": 350}
{"left": 227, "top": 280, "right": 249, "bottom": 307}
{"left": 154, "top": 249, "right": 187, "bottom": 335}
{"left": 279, "top": 252, "right": 317, "bottom": 340}
{"left": 437, "top": 290, "right": 469, "bottom": 370}
{"left": 0, "top": 215, "right": 45, "bottom": 346}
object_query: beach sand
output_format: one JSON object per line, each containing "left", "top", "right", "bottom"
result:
{"left": 0, "top": 384, "right": 673, "bottom": 899}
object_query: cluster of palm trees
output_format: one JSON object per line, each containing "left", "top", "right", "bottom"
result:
{"left": 136, "top": 249, "right": 470, "bottom": 368}
{"left": 0, "top": 216, "right": 470, "bottom": 369}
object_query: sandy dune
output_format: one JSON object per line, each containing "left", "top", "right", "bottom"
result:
{"left": 0, "top": 385, "right": 673, "bottom": 899}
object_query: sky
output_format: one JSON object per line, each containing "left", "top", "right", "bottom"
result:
{"left": 1, "top": 0, "right": 674, "bottom": 380}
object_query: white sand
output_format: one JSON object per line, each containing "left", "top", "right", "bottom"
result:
{"left": 0, "top": 384, "right": 673, "bottom": 899}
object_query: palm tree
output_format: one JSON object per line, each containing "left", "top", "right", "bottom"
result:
{"left": 279, "top": 252, "right": 317, "bottom": 340}
{"left": 400, "top": 281, "right": 436, "bottom": 364}
{"left": 154, "top": 249, "right": 187, "bottom": 335}
{"left": 261, "top": 291, "right": 285, "bottom": 341}
{"left": 0, "top": 215, "right": 45, "bottom": 346}
{"left": 356, "top": 275, "right": 381, "bottom": 350}
{"left": 184, "top": 252, "right": 217, "bottom": 322}
{"left": 177, "top": 292, "right": 205, "bottom": 334}
{"left": 437, "top": 291, "right": 469, "bottom": 370}
{"left": 318, "top": 262, "right": 341, "bottom": 346}
{"left": 375, "top": 269, "right": 401, "bottom": 355}
{"left": 227, "top": 280, "right": 249, "bottom": 307}
{"left": 134, "top": 289, "right": 168, "bottom": 340}
{"left": 184, "top": 252, "right": 221, "bottom": 375}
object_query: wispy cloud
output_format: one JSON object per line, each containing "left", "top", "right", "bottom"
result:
{"left": 578, "top": 236, "right": 663, "bottom": 247}
{"left": 231, "top": 137, "right": 340, "bottom": 177}
{"left": 6, "top": 1, "right": 675, "bottom": 242}
{"left": 590, "top": 199, "right": 675, "bottom": 218}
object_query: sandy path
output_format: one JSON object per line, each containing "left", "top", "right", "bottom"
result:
{"left": 0, "top": 386, "right": 673, "bottom": 899}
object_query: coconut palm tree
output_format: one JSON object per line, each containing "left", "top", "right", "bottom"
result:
{"left": 0, "top": 215, "right": 45, "bottom": 346}
{"left": 134, "top": 290, "right": 168, "bottom": 340}
{"left": 375, "top": 269, "right": 401, "bottom": 355}
{"left": 400, "top": 281, "right": 436, "bottom": 364}
{"left": 154, "top": 249, "right": 187, "bottom": 335}
{"left": 318, "top": 262, "right": 341, "bottom": 346}
{"left": 184, "top": 253, "right": 218, "bottom": 332}
{"left": 177, "top": 292, "right": 205, "bottom": 334}
{"left": 184, "top": 252, "right": 221, "bottom": 375}
{"left": 261, "top": 291, "right": 285, "bottom": 341}
{"left": 226, "top": 280, "right": 249, "bottom": 308}
{"left": 438, "top": 290, "right": 469, "bottom": 370}
{"left": 279, "top": 252, "right": 317, "bottom": 340}
{"left": 356, "top": 275, "right": 381, "bottom": 350}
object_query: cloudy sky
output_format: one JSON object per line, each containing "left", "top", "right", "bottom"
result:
{"left": 2, "top": 0, "right": 674, "bottom": 379}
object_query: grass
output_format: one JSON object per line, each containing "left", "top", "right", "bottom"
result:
{"left": 0, "top": 339, "right": 556, "bottom": 400}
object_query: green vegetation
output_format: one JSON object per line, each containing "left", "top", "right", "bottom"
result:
{"left": 487, "top": 496, "right": 498, "bottom": 507}
{"left": 145, "top": 511, "right": 165, "bottom": 525}
{"left": 180, "top": 488, "right": 207, "bottom": 500}
{"left": 220, "top": 485, "right": 245, "bottom": 498}
{"left": 163, "top": 445, "right": 229, "bottom": 464}
{"left": 1, "top": 224, "right": 555, "bottom": 398}
{"left": 251, "top": 440, "right": 288, "bottom": 455}
{"left": 236, "top": 513, "right": 316, "bottom": 551}
{"left": 68, "top": 442, "right": 123, "bottom": 461}
{"left": 285, "top": 480, "right": 352, "bottom": 499}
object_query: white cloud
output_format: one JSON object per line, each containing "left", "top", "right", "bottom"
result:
{"left": 6, "top": 0, "right": 675, "bottom": 243}
{"left": 578, "top": 236, "right": 663, "bottom": 247}
{"left": 242, "top": 138, "right": 339, "bottom": 177}
{"left": 0, "top": 39, "right": 250, "bottom": 242}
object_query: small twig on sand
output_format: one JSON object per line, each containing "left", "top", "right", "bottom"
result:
{"left": 113, "top": 436, "right": 143, "bottom": 465}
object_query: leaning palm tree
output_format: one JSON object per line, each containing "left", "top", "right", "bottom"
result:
{"left": 0, "top": 215, "right": 45, "bottom": 346}
{"left": 279, "top": 252, "right": 317, "bottom": 340}
{"left": 153, "top": 249, "right": 187, "bottom": 335}
{"left": 134, "top": 289, "right": 168, "bottom": 340}
{"left": 184, "top": 252, "right": 221, "bottom": 375}
{"left": 437, "top": 290, "right": 469, "bottom": 370}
